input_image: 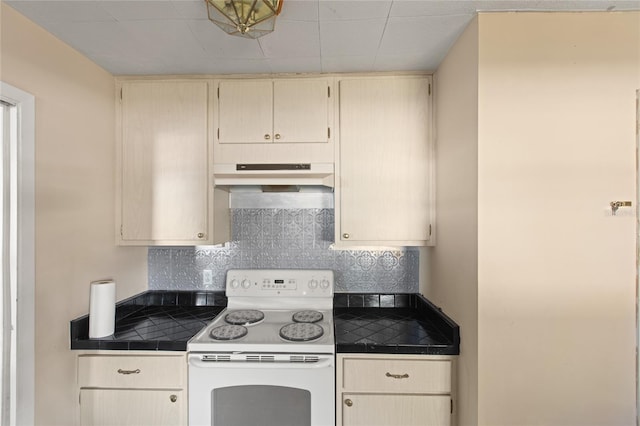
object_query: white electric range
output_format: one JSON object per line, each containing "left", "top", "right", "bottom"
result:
{"left": 187, "top": 269, "right": 335, "bottom": 426}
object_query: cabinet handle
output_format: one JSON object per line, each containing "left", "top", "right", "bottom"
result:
{"left": 274, "top": 133, "right": 281, "bottom": 140}
{"left": 264, "top": 134, "right": 271, "bottom": 140}
{"left": 170, "top": 395, "right": 177, "bottom": 403}
{"left": 344, "top": 399, "right": 353, "bottom": 407}
{"left": 117, "top": 368, "right": 140, "bottom": 375}
{"left": 342, "top": 233, "right": 350, "bottom": 239}
{"left": 385, "top": 372, "right": 409, "bottom": 379}
{"left": 197, "top": 232, "right": 205, "bottom": 239}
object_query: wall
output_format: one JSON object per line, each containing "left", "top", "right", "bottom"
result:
{"left": 150, "top": 207, "right": 419, "bottom": 292}
{"left": 0, "top": 4, "right": 148, "bottom": 425}
{"left": 430, "top": 18, "right": 479, "bottom": 426}
{"left": 476, "top": 12, "right": 638, "bottom": 425}
{"left": 433, "top": 11, "right": 639, "bottom": 425}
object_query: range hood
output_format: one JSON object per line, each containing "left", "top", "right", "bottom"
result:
{"left": 213, "top": 163, "right": 334, "bottom": 188}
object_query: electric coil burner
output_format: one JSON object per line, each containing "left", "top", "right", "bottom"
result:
{"left": 209, "top": 324, "right": 248, "bottom": 340}
{"left": 188, "top": 269, "right": 335, "bottom": 426}
{"left": 279, "top": 322, "right": 324, "bottom": 341}
{"left": 293, "top": 310, "right": 324, "bottom": 323}
{"left": 224, "top": 309, "right": 265, "bottom": 325}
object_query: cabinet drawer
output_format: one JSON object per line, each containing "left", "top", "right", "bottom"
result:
{"left": 342, "top": 358, "right": 451, "bottom": 393}
{"left": 78, "top": 355, "right": 185, "bottom": 389}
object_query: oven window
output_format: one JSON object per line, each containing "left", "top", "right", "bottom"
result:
{"left": 213, "top": 385, "right": 311, "bottom": 426}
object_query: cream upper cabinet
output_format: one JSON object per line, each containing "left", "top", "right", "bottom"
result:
{"left": 78, "top": 353, "right": 186, "bottom": 426}
{"left": 217, "top": 80, "right": 273, "bottom": 143}
{"left": 337, "top": 354, "right": 455, "bottom": 426}
{"left": 336, "top": 76, "right": 433, "bottom": 246}
{"left": 272, "top": 79, "right": 330, "bottom": 143}
{"left": 217, "top": 78, "right": 331, "bottom": 144}
{"left": 117, "top": 80, "right": 229, "bottom": 246}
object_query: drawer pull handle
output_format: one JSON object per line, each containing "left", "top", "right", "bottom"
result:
{"left": 344, "top": 399, "right": 353, "bottom": 407}
{"left": 117, "top": 368, "right": 141, "bottom": 375}
{"left": 385, "top": 372, "right": 409, "bottom": 379}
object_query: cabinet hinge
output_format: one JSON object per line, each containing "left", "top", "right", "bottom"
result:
{"left": 328, "top": 86, "right": 330, "bottom": 97}
{"left": 120, "top": 225, "right": 123, "bottom": 237}
{"left": 120, "top": 88, "right": 123, "bottom": 100}
{"left": 217, "top": 87, "right": 219, "bottom": 98}
{"left": 79, "top": 392, "right": 81, "bottom": 405}
{"left": 429, "top": 224, "right": 432, "bottom": 237}
{"left": 217, "top": 128, "right": 220, "bottom": 139}
{"left": 428, "top": 83, "right": 431, "bottom": 96}
{"left": 328, "top": 127, "right": 330, "bottom": 139}
{"left": 451, "top": 399, "right": 453, "bottom": 414}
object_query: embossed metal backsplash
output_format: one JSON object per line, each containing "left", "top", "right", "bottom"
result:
{"left": 148, "top": 209, "right": 419, "bottom": 293}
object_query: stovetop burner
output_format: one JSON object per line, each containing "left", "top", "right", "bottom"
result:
{"left": 279, "top": 322, "right": 324, "bottom": 342}
{"left": 187, "top": 269, "right": 335, "bottom": 353}
{"left": 292, "top": 310, "right": 323, "bottom": 323}
{"left": 210, "top": 324, "right": 248, "bottom": 341}
{"left": 225, "top": 309, "right": 265, "bottom": 325}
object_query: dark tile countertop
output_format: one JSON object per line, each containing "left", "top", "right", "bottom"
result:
{"left": 71, "top": 291, "right": 459, "bottom": 354}
{"left": 334, "top": 293, "right": 459, "bottom": 355}
{"left": 70, "top": 291, "right": 226, "bottom": 351}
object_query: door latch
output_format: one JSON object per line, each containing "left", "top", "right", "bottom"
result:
{"left": 610, "top": 201, "right": 632, "bottom": 215}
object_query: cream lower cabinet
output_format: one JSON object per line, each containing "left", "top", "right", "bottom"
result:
{"left": 337, "top": 354, "right": 455, "bottom": 426}
{"left": 117, "top": 79, "right": 229, "bottom": 245}
{"left": 77, "top": 352, "right": 186, "bottom": 426}
{"left": 80, "top": 389, "right": 183, "bottom": 426}
{"left": 337, "top": 76, "right": 433, "bottom": 246}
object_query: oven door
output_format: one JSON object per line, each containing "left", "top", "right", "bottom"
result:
{"left": 188, "top": 353, "right": 335, "bottom": 426}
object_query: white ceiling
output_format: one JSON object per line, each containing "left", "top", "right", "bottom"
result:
{"left": 6, "top": 0, "right": 640, "bottom": 75}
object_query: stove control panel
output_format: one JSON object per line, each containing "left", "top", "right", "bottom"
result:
{"left": 226, "top": 269, "right": 334, "bottom": 297}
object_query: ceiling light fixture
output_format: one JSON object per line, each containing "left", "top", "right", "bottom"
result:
{"left": 205, "top": 0, "right": 283, "bottom": 39}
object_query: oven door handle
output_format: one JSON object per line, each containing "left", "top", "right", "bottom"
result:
{"left": 188, "top": 355, "right": 334, "bottom": 369}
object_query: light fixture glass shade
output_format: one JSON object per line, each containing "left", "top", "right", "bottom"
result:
{"left": 205, "top": 0, "right": 283, "bottom": 39}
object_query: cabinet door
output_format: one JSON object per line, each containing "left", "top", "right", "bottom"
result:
{"left": 273, "top": 79, "right": 330, "bottom": 143}
{"left": 338, "top": 77, "right": 432, "bottom": 245}
{"left": 120, "top": 81, "right": 210, "bottom": 244}
{"left": 218, "top": 80, "right": 273, "bottom": 143}
{"left": 341, "top": 394, "right": 450, "bottom": 426}
{"left": 80, "top": 389, "right": 184, "bottom": 426}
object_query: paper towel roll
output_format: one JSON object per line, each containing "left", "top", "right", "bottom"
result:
{"left": 89, "top": 280, "right": 116, "bottom": 338}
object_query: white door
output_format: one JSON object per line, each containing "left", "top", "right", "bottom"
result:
{"left": 636, "top": 88, "right": 639, "bottom": 426}
{"left": 0, "top": 82, "right": 35, "bottom": 426}
{"left": 0, "top": 98, "right": 13, "bottom": 426}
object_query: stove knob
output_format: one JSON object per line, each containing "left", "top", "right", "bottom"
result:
{"left": 241, "top": 279, "right": 251, "bottom": 289}
{"left": 320, "top": 279, "right": 330, "bottom": 289}
{"left": 229, "top": 279, "right": 239, "bottom": 289}
{"left": 308, "top": 279, "right": 318, "bottom": 289}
